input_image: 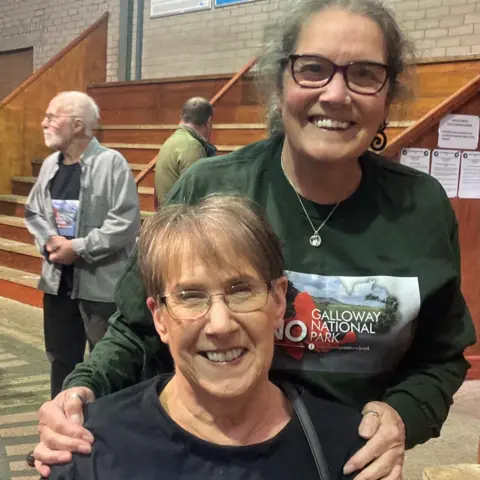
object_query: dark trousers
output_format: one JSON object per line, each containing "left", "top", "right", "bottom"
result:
{"left": 43, "top": 289, "right": 116, "bottom": 399}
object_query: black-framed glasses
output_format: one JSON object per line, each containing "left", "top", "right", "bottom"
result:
{"left": 288, "top": 54, "right": 390, "bottom": 95}
{"left": 159, "top": 280, "right": 272, "bottom": 322}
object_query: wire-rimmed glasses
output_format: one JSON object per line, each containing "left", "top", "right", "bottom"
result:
{"left": 43, "top": 113, "right": 78, "bottom": 125}
{"left": 159, "top": 280, "right": 272, "bottom": 322}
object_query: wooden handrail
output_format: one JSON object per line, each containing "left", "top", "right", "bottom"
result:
{"left": 134, "top": 156, "right": 163, "bottom": 187}
{"left": 209, "top": 56, "right": 257, "bottom": 106}
{"left": 91, "top": 72, "right": 240, "bottom": 89}
{"left": 0, "top": 13, "right": 109, "bottom": 109}
{"left": 383, "top": 71, "right": 480, "bottom": 160}
{"left": 134, "top": 56, "right": 257, "bottom": 187}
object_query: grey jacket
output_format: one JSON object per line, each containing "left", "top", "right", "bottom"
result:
{"left": 24, "top": 138, "right": 141, "bottom": 302}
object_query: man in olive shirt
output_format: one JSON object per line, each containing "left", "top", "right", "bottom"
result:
{"left": 154, "top": 97, "right": 216, "bottom": 206}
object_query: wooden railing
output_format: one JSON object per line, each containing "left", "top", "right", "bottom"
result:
{"left": 0, "top": 13, "right": 108, "bottom": 194}
{"left": 0, "top": 13, "right": 109, "bottom": 110}
{"left": 133, "top": 56, "right": 257, "bottom": 186}
{"left": 383, "top": 71, "right": 480, "bottom": 160}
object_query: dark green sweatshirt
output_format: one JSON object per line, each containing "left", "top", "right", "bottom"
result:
{"left": 66, "top": 135, "right": 476, "bottom": 449}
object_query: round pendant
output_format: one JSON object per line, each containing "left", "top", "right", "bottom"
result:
{"left": 309, "top": 234, "right": 322, "bottom": 247}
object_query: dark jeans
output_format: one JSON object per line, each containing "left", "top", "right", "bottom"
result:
{"left": 43, "top": 286, "right": 116, "bottom": 399}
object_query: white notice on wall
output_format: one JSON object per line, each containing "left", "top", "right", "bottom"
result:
{"left": 458, "top": 151, "right": 480, "bottom": 199}
{"left": 431, "top": 149, "right": 461, "bottom": 198}
{"left": 438, "top": 114, "right": 479, "bottom": 150}
{"left": 150, "top": 0, "right": 211, "bottom": 18}
{"left": 399, "top": 148, "right": 430, "bottom": 174}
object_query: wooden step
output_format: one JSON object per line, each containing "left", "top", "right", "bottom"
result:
{"left": 0, "top": 195, "right": 27, "bottom": 218}
{"left": 31, "top": 158, "right": 43, "bottom": 177}
{"left": 385, "top": 121, "right": 412, "bottom": 143}
{"left": 87, "top": 78, "right": 265, "bottom": 125}
{"left": 96, "top": 123, "right": 267, "bottom": 146}
{"left": 0, "top": 194, "right": 154, "bottom": 222}
{"left": 12, "top": 176, "right": 36, "bottom": 197}
{"left": 30, "top": 158, "right": 153, "bottom": 185}
{"left": 0, "top": 215, "right": 33, "bottom": 244}
{"left": 0, "top": 238, "right": 42, "bottom": 275}
{"left": 103, "top": 142, "right": 242, "bottom": 152}
{"left": 102, "top": 143, "right": 241, "bottom": 166}
{"left": 105, "top": 144, "right": 160, "bottom": 165}
{"left": 31, "top": 145, "right": 242, "bottom": 186}
{"left": 97, "top": 123, "right": 406, "bottom": 149}
{"left": 138, "top": 186, "right": 155, "bottom": 211}
{"left": 0, "top": 265, "right": 42, "bottom": 308}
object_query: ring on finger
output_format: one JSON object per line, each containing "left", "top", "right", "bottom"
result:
{"left": 362, "top": 409, "right": 380, "bottom": 418}
{"left": 70, "top": 392, "right": 85, "bottom": 404}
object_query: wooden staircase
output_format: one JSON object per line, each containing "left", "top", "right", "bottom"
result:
{"left": 0, "top": 122, "right": 265, "bottom": 307}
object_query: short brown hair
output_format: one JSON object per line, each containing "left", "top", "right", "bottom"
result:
{"left": 180, "top": 97, "right": 213, "bottom": 126}
{"left": 138, "top": 195, "right": 285, "bottom": 299}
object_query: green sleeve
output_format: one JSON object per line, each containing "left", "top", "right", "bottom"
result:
{"left": 63, "top": 248, "right": 167, "bottom": 397}
{"left": 382, "top": 192, "right": 476, "bottom": 448}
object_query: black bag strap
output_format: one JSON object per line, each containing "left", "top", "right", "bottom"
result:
{"left": 282, "top": 382, "right": 331, "bottom": 480}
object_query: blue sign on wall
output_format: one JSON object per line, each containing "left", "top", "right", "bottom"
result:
{"left": 215, "top": 0, "right": 258, "bottom": 7}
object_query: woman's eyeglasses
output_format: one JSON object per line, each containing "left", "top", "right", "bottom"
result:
{"left": 159, "top": 280, "right": 272, "bottom": 322}
{"left": 288, "top": 54, "right": 390, "bottom": 95}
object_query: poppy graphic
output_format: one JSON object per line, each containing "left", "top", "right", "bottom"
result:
{"left": 277, "top": 290, "right": 357, "bottom": 360}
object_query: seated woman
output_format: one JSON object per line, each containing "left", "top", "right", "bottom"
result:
{"left": 48, "top": 195, "right": 364, "bottom": 480}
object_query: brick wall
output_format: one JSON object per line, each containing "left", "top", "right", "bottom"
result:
{"left": 141, "top": 0, "right": 286, "bottom": 78}
{"left": 141, "top": 0, "right": 480, "bottom": 79}
{"left": 391, "top": 0, "right": 480, "bottom": 58}
{"left": 0, "top": 0, "right": 479, "bottom": 83}
{"left": 0, "top": 0, "right": 119, "bottom": 82}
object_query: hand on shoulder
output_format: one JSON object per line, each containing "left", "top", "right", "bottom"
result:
{"left": 35, "top": 387, "right": 96, "bottom": 478}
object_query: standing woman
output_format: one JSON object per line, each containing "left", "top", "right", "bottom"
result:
{"left": 34, "top": 1, "right": 476, "bottom": 479}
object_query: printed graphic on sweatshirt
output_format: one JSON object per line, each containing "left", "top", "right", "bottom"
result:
{"left": 272, "top": 272, "right": 420, "bottom": 374}
{"left": 52, "top": 199, "right": 79, "bottom": 237}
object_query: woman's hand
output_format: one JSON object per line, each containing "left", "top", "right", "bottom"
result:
{"left": 343, "top": 401, "right": 405, "bottom": 480}
{"left": 34, "top": 387, "right": 96, "bottom": 478}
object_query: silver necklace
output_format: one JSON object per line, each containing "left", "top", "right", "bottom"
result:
{"left": 281, "top": 157, "right": 340, "bottom": 247}
{"left": 294, "top": 190, "right": 340, "bottom": 247}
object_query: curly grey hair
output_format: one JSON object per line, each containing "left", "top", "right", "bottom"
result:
{"left": 255, "top": 0, "right": 416, "bottom": 134}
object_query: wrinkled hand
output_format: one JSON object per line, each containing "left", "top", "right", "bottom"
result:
{"left": 343, "top": 401, "right": 405, "bottom": 480}
{"left": 34, "top": 387, "right": 96, "bottom": 478}
{"left": 46, "top": 235, "right": 65, "bottom": 252}
{"left": 48, "top": 238, "right": 78, "bottom": 265}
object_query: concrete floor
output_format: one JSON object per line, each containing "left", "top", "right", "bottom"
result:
{"left": 404, "top": 379, "right": 479, "bottom": 478}
{"left": 0, "top": 296, "right": 478, "bottom": 479}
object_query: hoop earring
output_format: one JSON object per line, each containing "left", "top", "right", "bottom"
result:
{"left": 370, "top": 120, "right": 388, "bottom": 151}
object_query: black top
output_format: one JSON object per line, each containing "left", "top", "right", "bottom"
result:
{"left": 49, "top": 375, "right": 365, "bottom": 480}
{"left": 49, "top": 156, "right": 81, "bottom": 294}
{"left": 49, "top": 157, "right": 81, "bottom": 204}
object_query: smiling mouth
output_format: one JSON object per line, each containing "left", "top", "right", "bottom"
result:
{"left": 309, "top": 116, "right": 353, "bottom": 131}
{"left": 200, "top": 348, "right": 246, "bottom": 364}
